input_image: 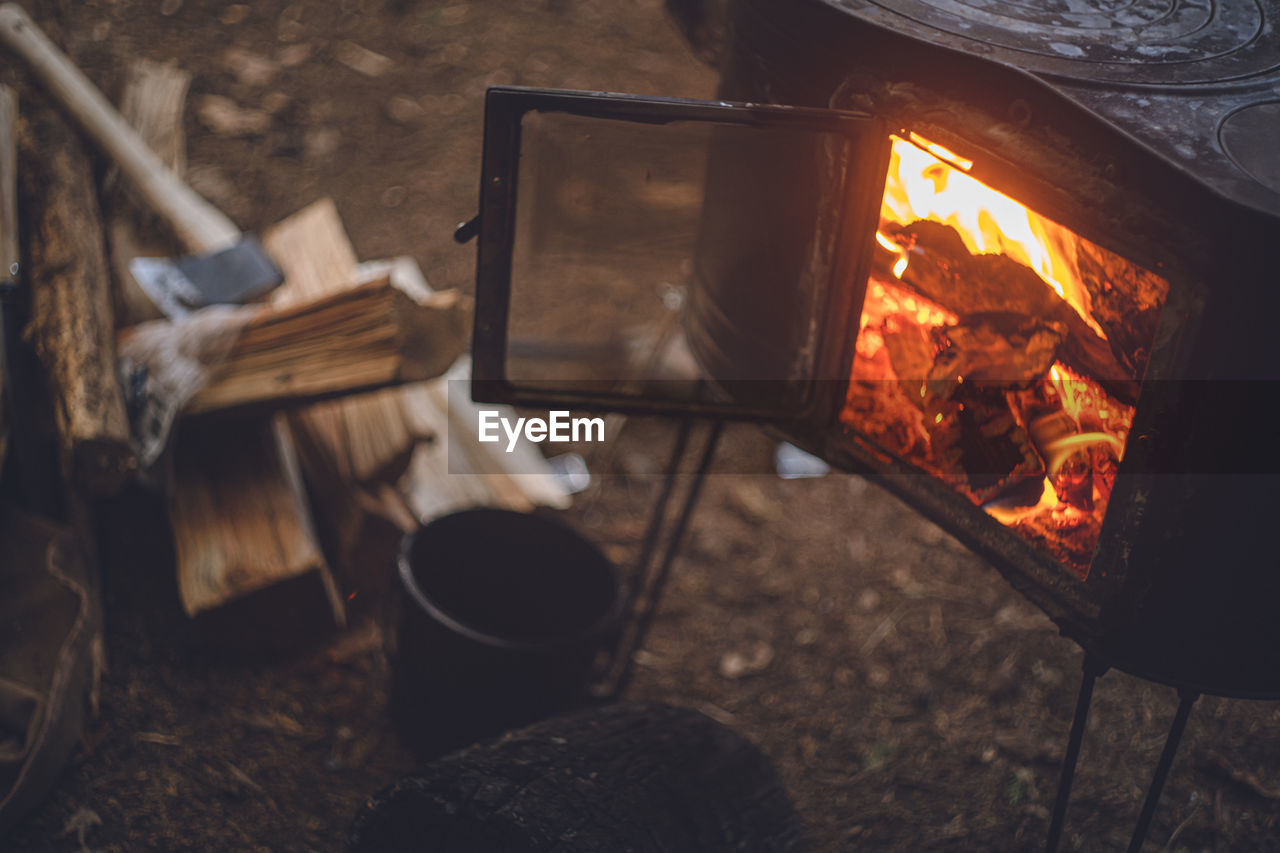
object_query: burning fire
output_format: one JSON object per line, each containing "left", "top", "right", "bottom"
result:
{"left": 881, "top": 136, "right": 1106, "bottom": 339}
{"left": 844, "top": 134, "right": 1166, "bottom": 577}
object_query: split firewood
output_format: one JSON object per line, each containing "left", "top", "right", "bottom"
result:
{"left": 96, "top": 57, "right": 342, "bottom": 633}
{"left": 16, "top": 99, "right": 134, "bottom": 494}
{"left": 396, "top": 361, "right": 572, "bottom": 521}
{"left": 169, "top": 416, "right": 342, "bottom": 626}
{"left": 260, "top": 201, "right": 442, "bottom": 596}
{"left": 146, "top": 274, "right": 467, "bottom": 416}
{"left": 263, "top": 198, "right": 428, "bottom": 484}
{"left": 105, "top": 59, "right": 191, "bottom": 326}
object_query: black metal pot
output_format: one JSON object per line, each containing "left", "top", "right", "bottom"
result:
{"left": 392, "top": 508, "right": 624, "bottom": 757}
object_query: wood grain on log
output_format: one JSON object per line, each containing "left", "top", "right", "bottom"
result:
{"left": 16, "top": 100, "right": 134, "bottom": 494}
{"left": 879, "top": 220, "right": 1140, "bottom": 404}
{"left": 98, "top": 60, "right": 342, "bottom": 629}
{"left": 348, "top": 701, "right": 802, "bottom": 853}
{"left": 164, "top": 274, "right": 467, "bottom": 416}
{"left": 264, "top": 198, "right": 425, "bottom": 484}
{"left": 106, "top": 59, "right": 190, "bottom": 326}
{"left": 169, "top": 416, "right": 341, "bottom": 621}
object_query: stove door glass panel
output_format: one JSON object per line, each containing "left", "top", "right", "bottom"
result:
{"left": 472, "top": 87, "right": 884, "bottom": 420}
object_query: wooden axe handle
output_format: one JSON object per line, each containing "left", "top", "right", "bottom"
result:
{"left": 0, "top": 3, "right": 241, "bottom": 253}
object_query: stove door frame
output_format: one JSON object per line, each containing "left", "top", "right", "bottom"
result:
{"left": 469, "top": 85, "right": 889, "bottom": 423}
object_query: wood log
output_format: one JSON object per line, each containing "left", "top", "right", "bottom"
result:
{"left": 1075, "top": 236, "right": 1166, "bottom": 378}
{"left": 348, "top": 701, "right": 802, "bottom": 853}
{"left": 105, "top": 59, "right": 190, "bottom": 326}
{"left": 263, "top": 198, "right": 426, "bottom": 484}
{"left": 879, "top": 220, "right": 1140, "bottom": 404}
{"left": 929, "top": 314, "right": 1065, "bottom": 390}
{"left": 16, "top": 99, "right": 134, "bottom": 494}
{"left": 134, "top": 274, "right": 468, "bottom": 416}
{"left": 169, "top": 416, "right": 341, "bottom": 622}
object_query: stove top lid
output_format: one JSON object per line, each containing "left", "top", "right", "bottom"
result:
{"left": 819, "top": 0, "right": 1280, "bottom": 219}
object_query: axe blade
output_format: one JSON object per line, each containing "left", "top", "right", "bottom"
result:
{"left": 130, "top": 236, "right": 282, "bottom": 318}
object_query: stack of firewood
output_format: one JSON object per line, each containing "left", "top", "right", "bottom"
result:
{"left": 2, "top": 42, "right": 569, "bottom": 642}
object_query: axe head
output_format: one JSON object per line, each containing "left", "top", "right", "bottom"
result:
{"left": 130, "top": 236, "right": 283, "bottom": 318}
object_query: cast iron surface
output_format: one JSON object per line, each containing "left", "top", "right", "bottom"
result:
{"left": 817, "top": 0, "right": 1280, "bottom": 217}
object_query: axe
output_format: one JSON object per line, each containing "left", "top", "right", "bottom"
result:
{"left": 0, "top": 3, "right": 281, "bottom": 313}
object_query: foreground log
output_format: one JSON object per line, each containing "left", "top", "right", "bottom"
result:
{"left": 347, "top": 702, "right": 802, "bottom": 853}
{"left": 16, "top": 99, "right": 134, "bottom": 494}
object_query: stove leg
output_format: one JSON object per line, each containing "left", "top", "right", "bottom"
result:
{"left": 597, "top": 419, "right": 723, "bottom": 699}
{"left": 1126, "top": 689, "right": 1198, "bottom": 853}
{"left": 1045, "top": 654, "right": 1107, "bottom": 853}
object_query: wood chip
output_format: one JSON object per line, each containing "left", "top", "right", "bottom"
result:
{"left": 385, "top": 94, "right": 423, "bottom": 125}
{"left": 277, "top": 43, "right": 312, "bottom": 67}
{"left": 334, "top": 40, "right": 393, "bottom": 77}
{"left": 719, "top": 642, "right": 775, "bottom": 679}
{"left": 221, "top": 47, "right": 279, "bottom": 87}
{"left": 220, "top": 4, "right": 250, "bottom": 25}
{"left": 134, "top": 731, "right": 182, "bottom": 745}
{"left": 196, "top": 94, "right": 270, "bottom": 136}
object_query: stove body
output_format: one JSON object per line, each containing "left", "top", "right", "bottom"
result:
{"left": 684, "top": 0, "right": 1280, "bottom": 696}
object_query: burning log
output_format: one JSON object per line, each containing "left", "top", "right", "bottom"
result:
{"left": 16, "top": 99, "right": 135, "bottom": 494}
{"left": 929, "top": 314, "right": 1065, "bottom": 391}
{"left": 873, "top": 297, "right": 1050, "bottom": 503}
{"left": 1075, "top": 237, "right": 1166, "bottom": 378}
{"left": 877, "top": 220, "right": 1140, "bottom": 404}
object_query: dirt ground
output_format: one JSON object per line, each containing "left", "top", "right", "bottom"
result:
{"left": 6, "top": 1, "right": 1280, "bottom": 850}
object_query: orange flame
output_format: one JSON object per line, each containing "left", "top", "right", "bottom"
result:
{"left": 882, "top": 136, "right": 1106, "bottom": 339}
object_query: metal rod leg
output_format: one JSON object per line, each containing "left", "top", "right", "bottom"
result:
{"left": 1126, "top": 689, "right": 1199, "bottom": 853}
{"left": 1046, "top": 654, "right": 1106, "bottom": 853}
{"left": 628, "top": 417, "right": 694, "bottom": 592}
{"left": 605, "top": 420, "right": 722, "bottom": 699}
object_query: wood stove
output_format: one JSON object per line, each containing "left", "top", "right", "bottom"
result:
{"left": 467, "top": 0, "right": 1280, "bottom": 703}
{"left": 463, "top": 4, "right": 1279, "bottom": 844}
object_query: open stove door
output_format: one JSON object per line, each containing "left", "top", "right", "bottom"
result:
{"left": 469, "top": 85, "right": 888, "bottom": 422}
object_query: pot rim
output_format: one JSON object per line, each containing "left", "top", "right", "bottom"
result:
{"left": 397, "top": 508, "right": 626, "bottom": 653}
